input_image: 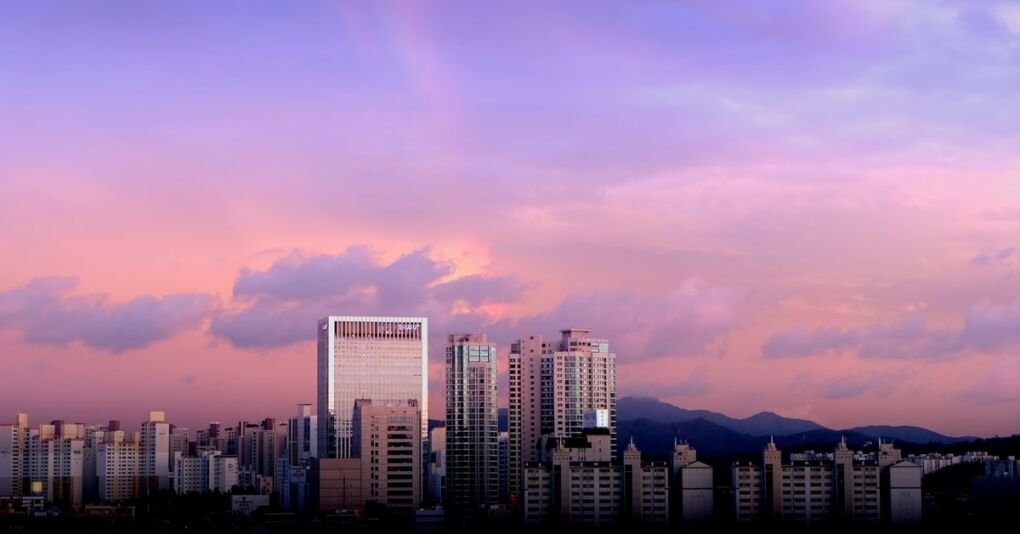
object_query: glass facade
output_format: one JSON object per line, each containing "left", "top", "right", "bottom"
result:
{"left": 317, "top": 316, "right": 428, "bottom": 459}
{"left": 445, "top": 334, "right": 499, "bottom": 508}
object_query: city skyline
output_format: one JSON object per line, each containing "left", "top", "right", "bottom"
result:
{"left": 3, "top": 1, "right": 1020, "bottom": 437}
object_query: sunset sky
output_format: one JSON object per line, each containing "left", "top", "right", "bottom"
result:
{"left": 2, "top": 1, "right": 1019, "bottom": 436}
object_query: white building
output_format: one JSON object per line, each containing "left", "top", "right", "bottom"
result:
{"left": 172, "top": 449, "right": 239, "bottom": 494}
{"left": 733, "top": 439, "right": 917, "bottom": 525}
{"left": 317, "top": 317, "right": 428, "bottom": 459}
{"left": 886, "top": 460, "right": 922, "bottom": 525}
{"left": 31, "top": 428, "right": 84, "bottom": 506}
{"left": 140, "top": 411, "right": 171, "bottom": 491}
{"left": 523, "top": 431, "right": 668, "bottom": 526}
{"left": 288, "top": 404, "right": 317, "bottom": 465}
{"left": 0, "top": 413, "right": 30, "bottom": 498}
{"left": 174, "top": 452, "right": 204, "bottom": 494}
{"left": 509, "top": 329, "right": 616, "bottom": 497}
{"left": 97, "top": 431, "right": 139, "bottom": 502}
{"left": 671, "top": 440, "right": 713, "bottom": 523}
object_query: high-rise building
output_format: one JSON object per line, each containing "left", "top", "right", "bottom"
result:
{"left": 732, "top": 439, "right": 913, "bottom": 525}
{"left": 523, "top": 430, "right": 668, "bottom": 526}
{"left": 97, "top": 431, "right": 139, "bottom": 502}
{"left": 31, "top": 426, "right": 85, "bottom": 506}
{"left": 445, "top": 333, "right": 499, "bottom": 509}
{"left": 509, "top": 329, "right": 616, "bottom": 497}
{"left": 317, "top": 316, "right": 428, "bottom": 459}
{"left": 140, "top": 411, "right": 171, "bottom": 491}
{"left": 0, "top": 413, "right": 30, "bottom": 498}
{"left": 670, "top": 442, "right": 714, "bottom": 524}
{"left": 288, "top": 404, "right": 317, "bottom": 466}
{"left": 173, "top": 450, "right": 238, "bottom": 494}
{"left": 170, "top": 427, "right": 190, "bottom": 465}
{"left": 239, "top": 418, "right": 277, "bottom": 482}
{"left": 352, "top": 399, "right": 422, "bottom": 514}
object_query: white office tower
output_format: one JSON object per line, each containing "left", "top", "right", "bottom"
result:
{"left": 317, "top": 316, "right": 428, "bottom": 458}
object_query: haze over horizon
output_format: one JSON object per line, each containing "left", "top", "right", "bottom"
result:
{"left": 2, "top": 1, "right": 1019, "bottom": 436}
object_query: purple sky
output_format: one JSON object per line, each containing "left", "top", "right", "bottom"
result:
{"left": 1, "top": 0, "right": 1019, "bottom": 436}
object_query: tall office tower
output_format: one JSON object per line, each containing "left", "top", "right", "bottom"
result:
{"left": 97, "top": 431, "right": 139, "bottom": 502}
{"left": 445, "top": 334, "right": 499, "bottom": 509}
{"left": 288, "top": 404, "right": 318, "bottom": 466}
{"left": 317, "top": 316, "right": 428, "bottom": 458}
{"left": 140, "top": 411, "right": 171, "bottom": 491}
{"left": 0, "top": 413, "right": 29, "bottom": 498}
{"left": 352, "top": 399, "right": 422, "bottom": 514}
{"left": 508, "top": 329, "right": 616, "bottom": 497}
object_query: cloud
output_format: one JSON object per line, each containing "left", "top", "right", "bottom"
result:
{"left": 213, "top": 247, "right": 742, "bottom": 361}
{"left": 963, "top": 358, "right": 1020, "bottom": 405}
{"left": 212, "top": 246, "right": 525, "bottom": 349}
{"left": 981, "top": 205, "right": 1020, "bottom": 221}
{"left": 430, "top": 275, "right": 528, "bottom": 307}
{"left": 818, "top": 370, "right": 912, "bottom": 400}
{"left": 763, "top": 299, "right": 1020, "bottom": 359}
{"left": 0, "top": 277, "right": 217, "bottom": 353}
{"left": 971, "top": 246, "right": 1015, "bottom": 266}
{"left": 497, "top": 278, "right": 742, "bottom": 360}
{"left": 632, "top": 368, "right": 714, "bottom": 398}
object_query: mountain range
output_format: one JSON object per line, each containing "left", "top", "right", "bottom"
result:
{"left": 616, "top": 396, "right": 978, "bottom": 458}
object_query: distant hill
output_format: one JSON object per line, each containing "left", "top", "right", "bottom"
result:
{"left": 618, "top": 396, "right": 824, "bottom": 437}
{"left": 618, "top": 417, "right": 765, "bottom": 459}
{"left": 618, "top": 396, "right": 974, "bottom": 445}
{"left": 846, "top": 425, "right": 976, "bottom": 445}
{"left": 620, "top": 418, "right": 889, "bottom": 461}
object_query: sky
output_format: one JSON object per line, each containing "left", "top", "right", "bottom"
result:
{"left": 1, "top": 0, "right": 1019, "bottom": 437}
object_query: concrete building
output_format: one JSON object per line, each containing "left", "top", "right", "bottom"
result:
{"left": 671, "top": 441, "right": 713, "bottom": 523}
{"left": 30, "top": 425, "right": 85, "bottom": 506}
{"left": 523, "top": 430, "right": 667, "bottom": 527}
{"left": 288, "top": 404, "right": 317, "bottom": 466}
{"left": 174, "top": 452, "right": 204, "bottom": 494}
{"left": 0, "top": 413, "right": 30, "bottom": 498}
{"left": 733, "top": 438, "right": 916, "bottom": 525}
{"left": 140, "top": 411, "right": 171, "bottom": 492}
{"left": 445, "top": 333, "right": 499, "bottom": 510}
{"left": 239, "top": 418, "right": 277, "bottom": 481}
{"left": 509, "top": 329, "right": 616, "bottom": 497}
{"left": 885, "top": 460, "right": 922, "bottom": 525}
{"left": 171, "top": 450, "right": 238, "bottom": 494}
{"left": 311, "top": 458, "right": 363, "bottom": 516}
{"left": 352, "top": 399, "right": 422, "bottom": 514}
{"left": 170, "top": 427, "right": 189, "bottom": 464}
{"left": 317, "top": 316, "right": 428, "bottom": 459}
{"left": 97, "top": 431, "right": 139, "bottom": 502}
{"left": 210, "top": 454, "right": 239, "bottom": 492}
